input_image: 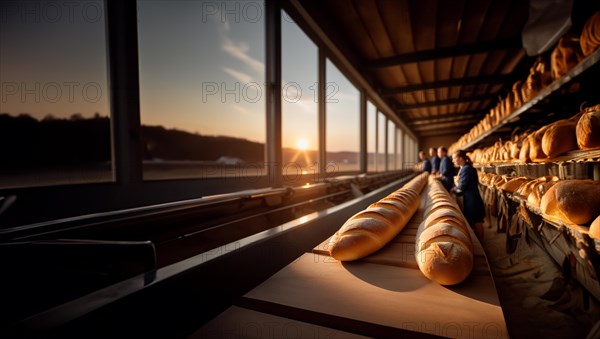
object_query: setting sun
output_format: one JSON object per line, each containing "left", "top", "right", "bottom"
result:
{"left": 296, "top": 138, "right": 309, "bottom": 151}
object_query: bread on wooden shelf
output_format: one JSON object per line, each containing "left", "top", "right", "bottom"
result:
{"left": 589, "top": 215, "right": 600, "bottom": 240}
{"left": 540, "top": 180, "right": 600, "bottom": 225}
{"left": 580, "top": 12, "right": 600, "bottom": 57}
{"left": 576, "top": 105, "right": 600, "bottom": 150}
{"left": 551, "top": 36, "right": 584, "bottom": 80}
{"left": 541, "top": 113, "right": 582, "bottom": 158}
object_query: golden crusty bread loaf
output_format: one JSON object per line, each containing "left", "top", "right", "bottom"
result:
{"left": 551, "top": 37, "right": 584, "bottom": 80}
{"left": 328, "top": 173, "right": 427, "bottom": 261}
{"left": 542, "top": 118, "right": 579, "bottom": 158}
{"left": 519, "top": 136, "right": 531, "bottom": 163}
{"left": 576, "top": 108, "right": 600, "bottom": 150}
{"left": 580, "top": 12, "right": 600, "bottom": 57}
{"left": 415, "top": 177, "right": 474, "bottom": 285}
{"left": 527, "top": 178, "right": 560, "bottom": 209}
{"left": 540, "top": 180, "right": 600, "bottom": 225}
{"left": 589, "top": 215, "right": 600, "bottom": 240}
{"left": 416, "top": 222, "right": 474, "bottom": 286}
{"left": 529, "top": 125, "right": 551, "bottom": 161}
{"left": 500, "top": 177, "right": 530, "bottom": 194}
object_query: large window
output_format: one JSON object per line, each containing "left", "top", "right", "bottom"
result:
{"left": 387, "top": 120, "right": 395, "bottom": 170}
{"left": 326, "top": 59, "right": 359, "bottom": 173}
{"left": 0, "top": 0, "right": 111, "bottom": 188}
{"left": 366, "top": 101, "right": 376, "bottom": 172}
{"left": 396, "top": 128, "right": 404, "bottom": 170}
{"left": 282, "top": 11, "right": 317, "bottom": 181}
{"left": 377, "top": 112, "right": 386, "bottom": 171}
{"left": 137, "top": 0, "right": 265, "bottom": 180}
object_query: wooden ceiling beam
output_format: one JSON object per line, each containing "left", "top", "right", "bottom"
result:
{"left": 408, "top": 110, "right": 486, "bottom": 124}
{"left": 417, "top": 129, "right": 471, "bottom": 138}
{"left": 411, "top": 115, "right": 484, "bottom": 127}
{"left": 397, "top": 94, "right": 494, "bottom": 110}
{"left": 368, "top": 37, "right": 522, "bottom": 68}
{"left": 380, "top": 74, "right": 517, "bottom": 96}
{"left": 412, "top": 118, "right": 481, "bottom": 131}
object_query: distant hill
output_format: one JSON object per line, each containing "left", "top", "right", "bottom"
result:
{"left": 0, "top": 114, "right": 366, "bottom": 169}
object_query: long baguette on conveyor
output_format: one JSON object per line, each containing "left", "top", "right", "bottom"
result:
{"left": 327, "top": 172, "right": 428, "bottom": 261}
{"left": 415, "top": 177, "right": 474, "bottom": 286}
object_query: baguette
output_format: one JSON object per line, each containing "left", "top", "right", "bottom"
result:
{"left": 540, "top": 180, "right": 600, "bottom": 225}
{"left": 415, "top": 178, "right": 474, "bottom": 285}
{"left": 328, "top": 173, "right": 427, "bottom": 261}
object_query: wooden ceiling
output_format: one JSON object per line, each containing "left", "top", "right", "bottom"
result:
{"left": 294, "top": 0, "right": 532, "bottom": 138}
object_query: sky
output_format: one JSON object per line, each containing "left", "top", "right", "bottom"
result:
{"left": 1, "top": 0, "right": 368, "bottom": 152}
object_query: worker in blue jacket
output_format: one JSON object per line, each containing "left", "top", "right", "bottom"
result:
{"left": 436, "top": 146, "right": 454, "bottom": 192}
{"left": 451, "top": 149, "right": 485, "bottom": 242}
{"left": 429, "top": 147, "right": 440, "bottom": 174}
{"left": 419, "top": 151, "right": 432, "bottom": 173}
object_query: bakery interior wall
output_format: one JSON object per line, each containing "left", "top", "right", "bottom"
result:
{"left": 419, "top": 134, "right": 464, "bottom": 156}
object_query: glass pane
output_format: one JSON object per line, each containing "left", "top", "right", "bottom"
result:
{"left": 281, "top": 11, "right": 317, "bottom": 181}
{"left": 137, "top": 0, "right": 265, "bottom": 180}
{"left": 387, "top": 121, "right": 395, "bottom": 170}
{"left": 396, "top": 128, "right": 403, "bottom": 170}
{"left": 377, "top": 112, "right": 385, "bottom": 172}
{"left": 366, "top": 101, "right": 376, "bottom": 172}
{"left": 0, "top": 0, "right": 111, "bottom": 188}
{"left": 326, "top": 59, "right": 359, "bottom": 173}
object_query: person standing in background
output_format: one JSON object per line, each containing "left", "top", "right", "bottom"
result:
{"left": 451, "top": 150, "right": 485, "bottom": 242}
{"left": 437, "top": 146, "right": 454, "bottom": 192}
{"left": 419, "top": 151, "right": 432, "bottom": 173}
{"left": 429, "top": 147, "right": 440, "bottom": 174}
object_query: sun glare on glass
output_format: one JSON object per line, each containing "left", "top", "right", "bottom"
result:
{"left": 296, "top": 138, "right": 309, "bottom": 151}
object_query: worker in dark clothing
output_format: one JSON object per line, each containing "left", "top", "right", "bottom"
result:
{"left": 419, "top": 151, "right": 432, "bottom": 173}
{"left": 451, "top": 149, "right": 485, "bottom": 242}
{"left": 429, "top": 147, "right": 440, "bottom": 174}
{"left": 436, "top": 146, "right": 454, "bottom": 192}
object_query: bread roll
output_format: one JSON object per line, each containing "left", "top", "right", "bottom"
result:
{"left": 542, "top": 119, "right": 578, "bottom": 158}
{"left": 576, "top": 109, "right": 600, "bottom": 150}
{"left": 328, "top": 174, "right": 427, "bottom": 261}
{"left": 580, "top": 12, "right": 600, "bottom": 57}
{"left": 540, "top": 180, "right": 600, "bottom": 225}
{"left": 415, "top": 179, "right": 474, "bottom": 285}
{"left": 589, "top": 215, "right": 600, "bottom": 240}
{"left": 551, "top": 37, "right": 584, "bottom": 80}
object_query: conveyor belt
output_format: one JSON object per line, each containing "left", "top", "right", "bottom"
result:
{"left": 194, "top": 189, "right": 509, "bottom": 338}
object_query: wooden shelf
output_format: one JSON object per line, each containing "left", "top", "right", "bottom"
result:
{"left": 461, "top": 47, "right": 600, "bottom": 151}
